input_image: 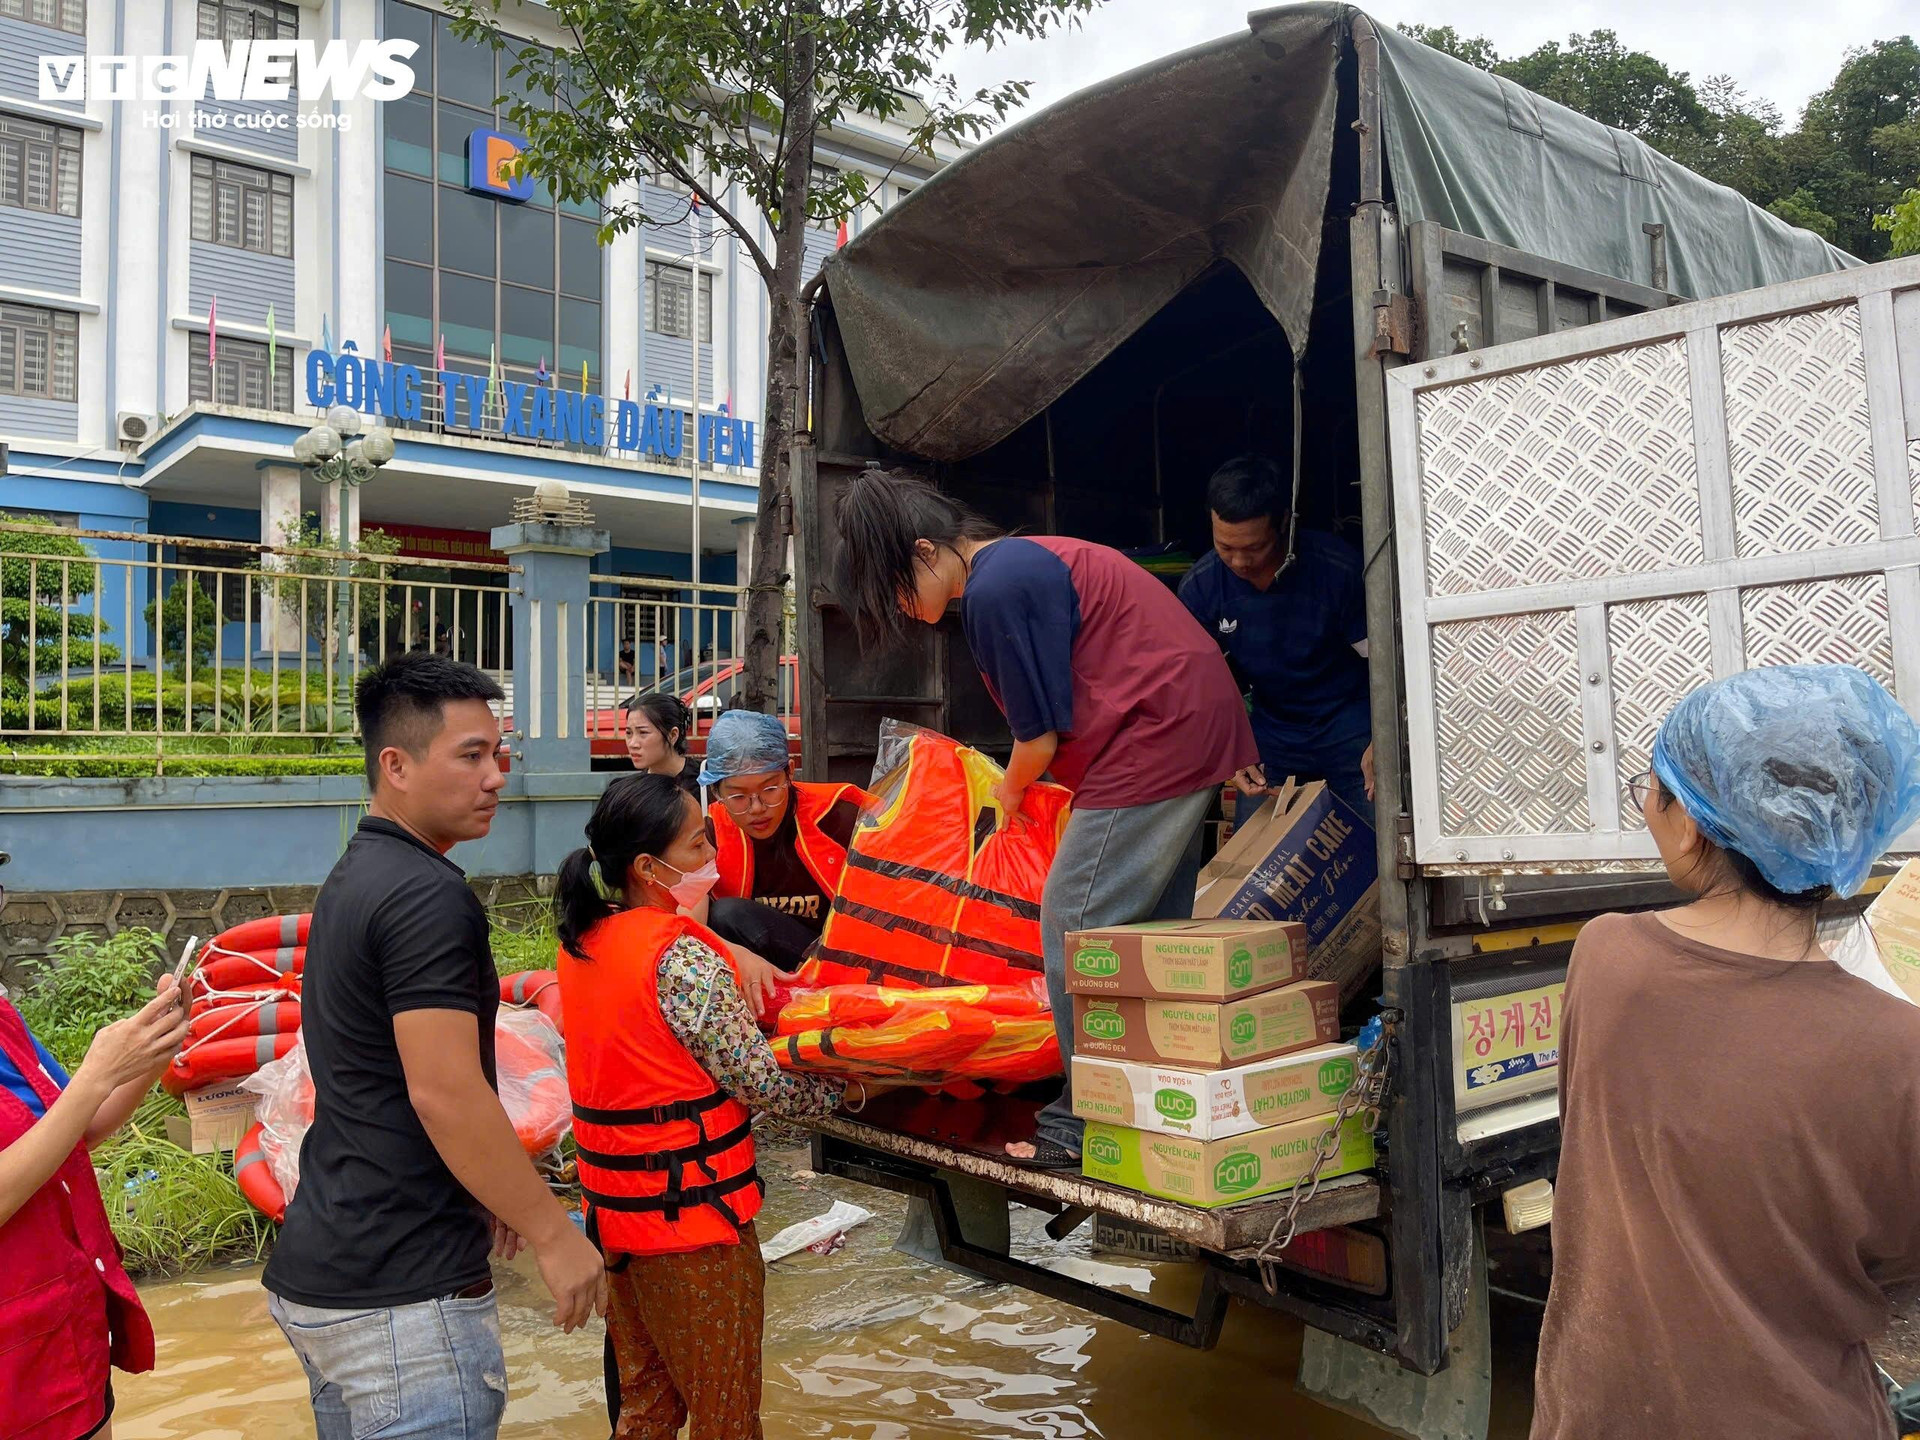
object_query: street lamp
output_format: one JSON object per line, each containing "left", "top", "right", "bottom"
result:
{"left": 294, "top": 405, "right": 394, "bottom": 688}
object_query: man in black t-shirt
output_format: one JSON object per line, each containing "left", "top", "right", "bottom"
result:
{"left": 263, "top": 654, "right": 605, "bottom": 1439}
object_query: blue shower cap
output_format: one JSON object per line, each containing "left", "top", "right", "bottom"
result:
{"left": 1649, "top": 664, "right": 1920, "bottom": 898}
{"left": 696, "top": 709, "right": 791, "bottom": 787}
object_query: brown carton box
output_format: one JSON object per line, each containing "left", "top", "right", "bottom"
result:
{"left": 1865, "top": 860, "right": 1920, "bottom": 1004}
{"left": 1063, "top": 919, "right": 1308, "bottom": 1000}
{"left": 1071, "top": 980, "right": 1339, "bottom": 1069}
{"left": 1071, "top": 1043, "right": 1358, "bottom": 1139}
{"left": 1081, "top": 1113, "right": 1375, "bottom": 1207}
{"left": 164, "top": 1082, "right": 256, "bottom": 1155}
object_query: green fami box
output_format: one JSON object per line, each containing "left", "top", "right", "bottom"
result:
{"left": 1081, "top": 1113, "right": 1374, "bottom": 1208}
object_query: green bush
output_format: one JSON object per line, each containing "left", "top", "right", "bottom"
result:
{"left": 96, "top": 1093, "right": 273, "bottom": 1277}
{"left": 143, "top": 575, "right": 222, "bottom": 677}
{"left": 3, "top": 669, "right": 349, "bottom": 735}
{"left": 0, "top": 754, "right": 366, "bottom": 778}
{"left": 491, "top": 902, "right": 558, "bottom": 977}
{"left": 13, "top": 928, "right": 166, "bottom": 1071}
{"left": 0, "top": 518, "right": 120, "bottom": 690}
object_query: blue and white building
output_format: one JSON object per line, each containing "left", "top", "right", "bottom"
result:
{"left": 0, "top": 0, "right": 953, "bottom": 608}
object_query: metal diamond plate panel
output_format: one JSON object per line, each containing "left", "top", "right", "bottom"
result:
{"left": 1722, "top": 304, "right": 1879, "bottom": 557}
{"left": 1741, "top": 576, "right": 1894, "bottom": 692}
{"left": 1414, "top": 339, "right": 1702, "bottom": 598}
{"left": 1432, "top": 611, "right": 1588, "bottom": 837}
{"left": 1607, "top": 597, "right": 1712, "bottom": 831}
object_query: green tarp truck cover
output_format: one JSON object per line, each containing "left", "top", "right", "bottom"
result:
{"left": 824, "top": 3, "right": 1854, "bottom": 461}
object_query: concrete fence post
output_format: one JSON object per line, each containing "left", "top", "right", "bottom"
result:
{"left": 492, "top": 521, "right": 611, "bottom": 776}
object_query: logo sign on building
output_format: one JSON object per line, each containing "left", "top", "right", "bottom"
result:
{"left": 38, "top": 41, "right": 418, "bottom": 103}
{"left": 468, "top": 129, "right": 535, "bottom": 202}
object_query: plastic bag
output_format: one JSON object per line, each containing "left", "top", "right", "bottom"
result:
{"left": 240, "top": 1036, "right": 314, "bottom": 1202}
{"left": 496, "top": 1006, "right": 571, "bottom": 1156}
{"left": 1652, "top": 665, "right": 1920, "bottom": 898}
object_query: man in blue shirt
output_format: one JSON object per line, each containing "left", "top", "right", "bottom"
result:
{"left": 1179, "top": 455, "right": 1375, "bottom": 821}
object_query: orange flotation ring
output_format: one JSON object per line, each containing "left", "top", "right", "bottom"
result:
{"left": 193, "top": 948, "right": 305, "bottom": 997}
{"left": 495, "top": 1021, "right": 570, "bottom": 1154}
{"left": 185, "top": 999, "right": 300, "bottom": 1045}
{"left": 800, "top": 727, "right": 1069, "bottom": 989}
{"left": 498, "top": 970, "right": 565, "bottom": 1034}
{"left": 212, "top": 914, "right": 310, "bottom": 954}
{"left": 233, "top": 1121, "right": 286, "bottom": 1223}
{"left": 163, "top": 1033, "right": 298, "bottom": 1096}
{"left": 190, "top": 987, "right": 297, "bottom": 1021}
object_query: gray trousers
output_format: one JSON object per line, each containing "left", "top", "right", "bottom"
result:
{"left": 1032, "top": 784, "right": 1217, "bottom": 1155}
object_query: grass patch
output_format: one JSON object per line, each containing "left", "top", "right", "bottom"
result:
{"left": 2, "top": 733, "right": 365, "bottom": 778}
{"left": 96, "top": 1093, "right": 273, "bottom": 1277}
{"left": 490, "top": 900, "right": 558, "bottom": 976}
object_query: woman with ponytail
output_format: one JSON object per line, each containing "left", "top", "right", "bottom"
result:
{"left": 833, "top": 467, "right": 1257, "bottom": 1169}
{"left": 554, "top": 773, "right": 846, "bottom": 1440}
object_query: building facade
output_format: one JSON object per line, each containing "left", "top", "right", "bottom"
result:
{"left": 0, "top": 0, "right": 948, "bottom": 653}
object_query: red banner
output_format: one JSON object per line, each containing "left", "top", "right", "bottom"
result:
{"left": 369, "top": 522, "right": 503, "bottom": 564}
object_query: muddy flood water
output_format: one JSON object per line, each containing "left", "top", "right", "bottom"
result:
{"left": 118, "top": 1145, "right": 1542, "bottom": 1439}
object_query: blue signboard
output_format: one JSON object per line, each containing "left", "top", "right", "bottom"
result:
{"left": 467, "top": 127, "right": 534, "bottom": 202}
{"left": 304, "top": 346, "right": 756, "bottom": 468}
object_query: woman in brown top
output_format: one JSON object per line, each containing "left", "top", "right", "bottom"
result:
{"left": 1534, "top": 665, "right": 1920, "bottom": 1440}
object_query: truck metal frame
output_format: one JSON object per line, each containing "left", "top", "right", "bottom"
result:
{"left": 783, "top": 13, "right": 1916, "bottom": 1386}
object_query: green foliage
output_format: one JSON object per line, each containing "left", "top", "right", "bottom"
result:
{"left": 274, "top": 517, "right": 407, "bottom": 656}
{"left": 143, "top": 575, "right": 221, "bottom": 678}
{"left": 490, "top": 901, "right": 559, "bottom": 977}
{"left": 1, "top": 668, "right": 348, "bottom": 736}
{"left": 95, "top": 1093, "right": 274, "bottom": 1276}
{"left": 1, "top": 753, "right": 365, "bottom": 778}
{"left": 1875, "top": 187, "right": 1920, "bottom": 255}
{"left": 0, "top": 518, "right": 119, "bottom": 694}
{"left": 13, "top": 928, "right": 166, "bottom": 1071}
{"left": 1397, "top": 24, "right": 1920, "bottom": 259}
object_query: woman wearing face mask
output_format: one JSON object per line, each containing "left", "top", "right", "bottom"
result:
{"left": 555, "top": 773, "right": 849, "bottom": 1440}
{"left": 1533, "top": 665, "right": 1920, "bottom": 1440}
{"left": 623, "top": 693, "right": 698, "bottom": 795}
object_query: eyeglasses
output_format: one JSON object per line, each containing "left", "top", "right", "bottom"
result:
{"left": 715, "top": 774, "right": 790, "bottom": 814}
{"left": 1623, "top": 769, "right": 1653, "bottom": 814}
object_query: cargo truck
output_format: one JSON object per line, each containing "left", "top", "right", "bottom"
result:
{"left": 780, "top": 5, "right": 1917, "bottom": 1429}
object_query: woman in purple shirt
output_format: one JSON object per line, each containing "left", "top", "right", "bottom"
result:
{"left": 836, "top": 468, "right": 1256, "bottom": 1166}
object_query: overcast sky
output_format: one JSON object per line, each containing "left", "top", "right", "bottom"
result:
{"left": 948, "top": 1, "right": 1914, "bottom": 131}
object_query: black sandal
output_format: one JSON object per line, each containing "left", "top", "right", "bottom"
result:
{"left": 1006, "top": 1137, "right": 1082, "bottom": 1171}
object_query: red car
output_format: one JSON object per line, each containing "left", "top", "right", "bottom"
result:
{"left": 583, "top": 655, "right": 801, "bottom": 768}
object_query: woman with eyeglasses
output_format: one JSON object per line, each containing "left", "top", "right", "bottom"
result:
{"left": 695, "top": 709, "right": 872, "bottom": 975}
{"left": 1532, "top": 665, "right": 1920, "bottom": 1440}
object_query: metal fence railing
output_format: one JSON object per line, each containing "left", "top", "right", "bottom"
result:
{"left": 1, "top": 523, "right": 517, "bottom": 766}
{"left": 585, "top": 575, "right": 791, "bottom": 755}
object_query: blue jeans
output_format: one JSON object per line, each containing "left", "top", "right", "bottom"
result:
{"left": 1248, "top": 707, "right": 1373, "bottom": 825}
{"left": 1032, "top": 785, "right": 1216, "bottom": 1157}
{"left": 268, "top": 1290, "right": 508, "bottom": 1440}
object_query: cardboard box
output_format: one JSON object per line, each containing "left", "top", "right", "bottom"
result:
{"left": 1064, "top": 919, "right": 1308, "bottom": 1000}
{"left": 1081, "top": 1112, "right": 1375, "bottom": 1208}
{"left": 1071, "top": 980, "right": 1339, "bottom": 1069}
{"left": 1071, "top": 1042, "right": 1358, "bottom": 1139}
{"left": 1865, "top": 859, "right": 1920, "bottom": 1004}
{"left": 1194, "top": 780, "right": 1382, "bottom": 1007}
{"left": 165, "top": 1082, "right": 256, "bottom": 1155}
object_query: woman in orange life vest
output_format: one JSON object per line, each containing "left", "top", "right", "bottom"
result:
{"left": 554, "top": 772, "right": 852, "bottom": 1440}
{"left": 695, "top": 709, "right": 872, "bottom": 972}
{"left": 0, "top": 975, "right": 189, "bottom": 1440}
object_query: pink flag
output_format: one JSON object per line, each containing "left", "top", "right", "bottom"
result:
{"left": 382, "top": 325, "right": 393, "bottom": 364}
{"left": 207, "top": 297, "right": 218, "bottom": 366}
{"left": 835, "top": 219, "right": 849, "bottom": 249}
{"left": 624, "top": 370, "right": 631, "bottom": 400}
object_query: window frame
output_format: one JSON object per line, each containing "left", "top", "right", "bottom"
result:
{"left": 196, "top": 0, "right": 298, "bottom": 41}
{"left": 644, "top": 262, "right": 712, "bottom": 344}
{"left": 188, "top": 332, "right": 295, "bottom": 412}
{"left": 191, "top": 155, "right": 294, "bottom": 258}
{"left": 0, "top": 115, "right": 83, "bottom": 219}
{"left": 0, "top": 304, "right": 79, "bottom": 403}
{"left": 0, "top": 0, "right": 86, "bottom": 35}
{"left": 168, "top": 546, "right": 253, "bottom": 624}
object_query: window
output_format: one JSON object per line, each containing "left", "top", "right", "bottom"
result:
{"left": 196, "top": 0, "right": 297, "bottom": 40}
{"left": 192, "top": 156, "right": 293, "bottom": 257}
{"left": 189, "top": 334, "right": 295, "bottom": 411}
{"left": 169, "top": 547, "right": 252, "bottom": 624}
{"left": 0, "top": 0, "right": 85, "bottom": 34}
{"left": 646, "top": 263, "right": 711, "bottom": 343}
{"left": 0, "top": 305, "right": 78, "bottom": 402}
{"left": 0, "top": 506, "right": 78, "bottom": 527}
{"left": 0, "top": 117, "right": 82, "bottom": 218}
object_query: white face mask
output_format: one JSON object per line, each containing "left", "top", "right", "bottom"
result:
{"left": 651, "top": 856, "right": 720, "bottom": 909}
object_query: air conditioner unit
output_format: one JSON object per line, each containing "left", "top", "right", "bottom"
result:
{"left": 116, "top": 412, "right": 155, "bottom": 447}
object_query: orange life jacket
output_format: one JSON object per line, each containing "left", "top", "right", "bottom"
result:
{"left": 800, "top": 730, "right": 1071, "bottom": 989}
{"left": 711, "top": 780, "right": 870, "bottom": 902}
{"left": 557, "top": 908, "right": 763, "bottom": 1254}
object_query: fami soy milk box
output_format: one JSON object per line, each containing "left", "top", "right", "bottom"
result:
{"left": 1070, "top": 1042, "right": 1359, "bottom": 1140}
{"left": 1081, "top": 1112, "right": 1375, "bottom": 1207}
{"left": 1063, "top": 919, "right": 1308, "bottom": 1001}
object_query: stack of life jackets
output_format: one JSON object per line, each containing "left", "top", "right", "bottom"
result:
{"left": 558, "top": 908, "right": 763, "bottom": 1253}
{"left": 770, "top": 977, "right": 1060, "bottom": 1088}
{"left": 799, "top": 726, "right": 1071, "bottom": 990}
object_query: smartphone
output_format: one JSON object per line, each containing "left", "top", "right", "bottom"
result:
{"left": 170, "top": 938, "right": 202, "bottom": 1001}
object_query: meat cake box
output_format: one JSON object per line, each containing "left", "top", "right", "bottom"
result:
{"left": 1070, "top": 980, "right": 1340, "bottom": 1069}
{"left": 1063, "top": 919, "right": 1309, "bottom": 1001}
{"left": 1070, "top": 1042, "right": 1359, "bottom": 1140}
{"left": 1081, "top": 1112, "right": 1375, "bottom": 1208}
